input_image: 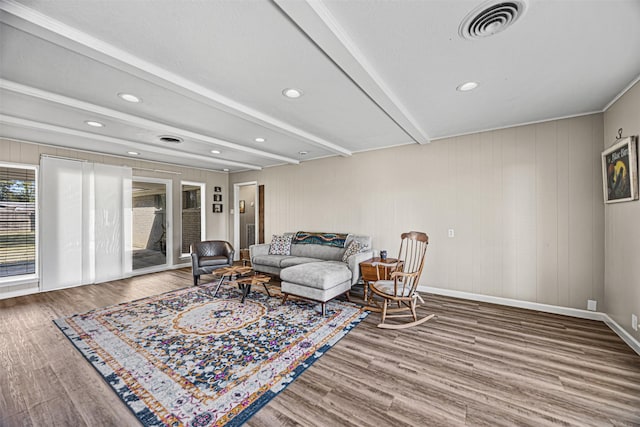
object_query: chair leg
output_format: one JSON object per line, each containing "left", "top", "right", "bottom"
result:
{"left": 345, "top": 291, "right": 351, "bottom": 302}
{"left": 321, "top": 302, "right": 326, "bottom": 317}
{"left": 410, "top": 297, "right": 418, "bottom": 322}
{"left": 381, "top": 299, "right": 388, "bottom": 324}
{"left": 193, "top": 275, "right": 199, "bottom": 286}
{"left": 281, "top": 293, "right": 288, "bottom": 304}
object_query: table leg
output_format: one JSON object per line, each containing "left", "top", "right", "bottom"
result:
{"left": 241, "top": 284, "right": 252, "bottom": 303}
{"left": 262, "top": 283, "right": 271, "bottom": 297}
{"left": 213, "top": 275, "right": 226, "bottom": 297}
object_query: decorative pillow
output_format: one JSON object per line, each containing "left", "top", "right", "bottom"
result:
{"left": 342, "top": 240, "right": 366, "bottom": 262}
{"left": 269, "top": 234, "right": 292, "bottom": 255}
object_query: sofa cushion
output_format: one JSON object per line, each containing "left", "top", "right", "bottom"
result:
{"left": 289, "top": 243, "right": 344, "bottom": 261}
{"left": 281, "top": 261, "right": 351, "bottom": 290}
{"left": 199, "top": 255, "right": 229, "bottom": 267}
{"left": 280, "top": 256, "right": 324, "bottom": 268}
{"left": 269, "top": 234, "right": 292, "bottom": 255}
{"left": 252, "top": 255, "right": 291, "bottom": 268}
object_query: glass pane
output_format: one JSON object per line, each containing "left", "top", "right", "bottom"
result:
{"left": 181, "top": 184, "right": 202, "bottom": 254}
{"left": 0, "top": 166, "right": 36, "bottom": 278}
{"left": 132, "top": 181, "right": 166, "bottom": 270}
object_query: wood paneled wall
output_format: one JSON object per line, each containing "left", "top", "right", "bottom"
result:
{"left": 231, "top": 114, "right": 605, "bottom": 310}
{"left": 603, "top": 81, "right": 640, "bottom": 341}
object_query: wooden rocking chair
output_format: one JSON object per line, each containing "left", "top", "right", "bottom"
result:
{"left": 367, "top": 231, "right": 434, "bottom": 329}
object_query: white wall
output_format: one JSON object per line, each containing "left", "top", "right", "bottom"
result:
{"left": 603, "top": 81, "right": 640, "bottom": 341}
{"left": 231, "top": 114, "right": 605, "bottom": 310}
{"left": 0, "top": 138, "right": 229, "bottom": 298}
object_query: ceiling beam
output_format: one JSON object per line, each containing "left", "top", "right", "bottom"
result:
{"left": 1, "top": 79, "right": 299, "bottom": 165}
{"left": 273, "top": 0, "right": 430, "bottom": 144}
{"left": 0, "top": 114, "right": 264, "bottom": 170}
{"left": 0, "top": 0, "right": 352, "bottom": 157}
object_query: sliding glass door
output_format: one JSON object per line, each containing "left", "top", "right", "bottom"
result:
{"left": 181, "top": 182, "right": 205, "bottom": 257}
{"left": 132, "top": 178, "right": 171, "bottom": 271}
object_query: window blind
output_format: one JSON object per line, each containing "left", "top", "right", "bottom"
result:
{"left": 0, "top": 165, "right": 37, "bottom": 279}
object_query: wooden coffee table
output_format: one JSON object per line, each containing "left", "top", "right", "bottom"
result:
{"left": 212, "top": 265, "right": 253, "bottom": 297}
{"left": 230, "top": 274, "right": 272, "bottom": 303}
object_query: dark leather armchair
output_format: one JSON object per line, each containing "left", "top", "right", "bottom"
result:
{"left": 190, "top": 240, "right": 234, "bottom": 286}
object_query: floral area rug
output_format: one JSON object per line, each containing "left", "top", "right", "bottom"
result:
{"left": 54, "top": 282, "right": 366, "bottom": 426}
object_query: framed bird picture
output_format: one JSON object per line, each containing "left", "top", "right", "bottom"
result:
{"left": 601, "top": 136, "right": 638, "bottom": 203}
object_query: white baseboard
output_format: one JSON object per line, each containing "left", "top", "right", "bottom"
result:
{"left": 419, "top": 286, "right": 640, "bottom": 356}
{"left": 601, "top": 314, "right": 640, "bottom": 356}
{"left": 0, "top": 285, "right": 40, "bottom": 300}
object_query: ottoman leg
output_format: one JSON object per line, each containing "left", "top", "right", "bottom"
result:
{"left": 282, "top": 293, "right": 289, "bottom": 304}
{"left": 321, "top": 302, "right": 326, "bottom": 317}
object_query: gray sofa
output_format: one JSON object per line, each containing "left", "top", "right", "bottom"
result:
{"left": 250, "top": 233, "right": 372, "bottom": 314}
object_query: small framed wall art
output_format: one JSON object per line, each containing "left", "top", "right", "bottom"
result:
{"left": 214, "top": 186, "right": 222, "bottom": 193}
{"left": 239, "top": 200, "right": 245, "bottom": 214}
{"left": 213, "top": 203, "right": 223, "bottom": 213}
{"left": 213, "top": 194, "right": 222, "bottom": 202}
{"left": 601, "top": 135, "right": 638, "bottom": 203}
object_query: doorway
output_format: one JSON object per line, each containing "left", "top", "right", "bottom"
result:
{"left": 131, "top": 178, "right": 172, "bottom": 271}
{"left": 233, "top": 182, "right": 258, "bottom": 261}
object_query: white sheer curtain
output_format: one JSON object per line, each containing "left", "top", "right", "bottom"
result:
{"left": 40, "top": 157, "right": 132, "bottom": 291}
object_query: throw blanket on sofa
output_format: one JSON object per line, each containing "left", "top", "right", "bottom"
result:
{"left": 293, "top": 231, "right": 348, "bottom": 248}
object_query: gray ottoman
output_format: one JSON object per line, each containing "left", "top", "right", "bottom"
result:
{"left": 280, "top": 261, "right": 352, "bottom": 315}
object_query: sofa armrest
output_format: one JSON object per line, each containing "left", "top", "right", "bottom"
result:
{"left": 346, "top": 250, "right": 374, "bottom": 285}
{"left": 191, "top": 252, "right": 200, "bottom": 269}
{"left": 250, "top": 243, "right": 270, "bottom": 261}
{"left": 227, "top": 249, "right": 235, "bottom": 265}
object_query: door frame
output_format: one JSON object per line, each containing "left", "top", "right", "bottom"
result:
{"left": 233, "top": 181, "right": 258, "bottom": 260}
{"left": 179, "top": 180, "right": 206, "bottom": 258}
{"left": 131, "top": 176, "right": 173, "bottom": 274}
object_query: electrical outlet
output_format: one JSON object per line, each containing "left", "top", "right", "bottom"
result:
{"left": 587, "top": 300, "right": 597, "bottom": 311}
{"left": 448, "top": 229, "right": 455, "bottom": 238}
{"left": 632, "top": 314, "right": 638, "bottom": 332}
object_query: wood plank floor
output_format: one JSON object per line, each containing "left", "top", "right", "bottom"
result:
{"left": 1, "top": 269, "right": 639, "bottom": 426}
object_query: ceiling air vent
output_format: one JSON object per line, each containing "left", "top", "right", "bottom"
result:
{"left": 158, "top": 135, "right": 183, "bottom": 144}
{"left": 459, "top": 0, "right": 527, "bottom": 40}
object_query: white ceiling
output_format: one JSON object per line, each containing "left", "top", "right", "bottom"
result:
{"left": 1, "top": 0, "right": 639, "bottom": 172}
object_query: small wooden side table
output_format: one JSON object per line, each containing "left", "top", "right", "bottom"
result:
{"left": 230, "top": 274, "right": 271, "bottom": 303}
{"left": 359, "top": 257, "right": 400, "bottom": 302}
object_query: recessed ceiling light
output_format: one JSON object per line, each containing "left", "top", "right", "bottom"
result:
{"left": 210, "top": 150, "right": 221, "bottom": 154}
{"left": 118, "top": 93, "right": 141, "bottom": 103}
{"left": 255, "top": 137, "right": 265, "bottom": 143}
{"left": 282, "top": 88, "right": 303, "bottom": 99}
{"left": 85, "top": 120, "right": 104, "bottom": 127}
{"left": 456, "top": 81, "right": 479, "bottom": 92}
{"left": 299, "top": 151, "right": 308, "bottom": 156}
{"left": 127, "top": 151, "right": 140, "bottom": 155}
{"left": 223, "top": 168, "right": 229, "bottom": 172}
